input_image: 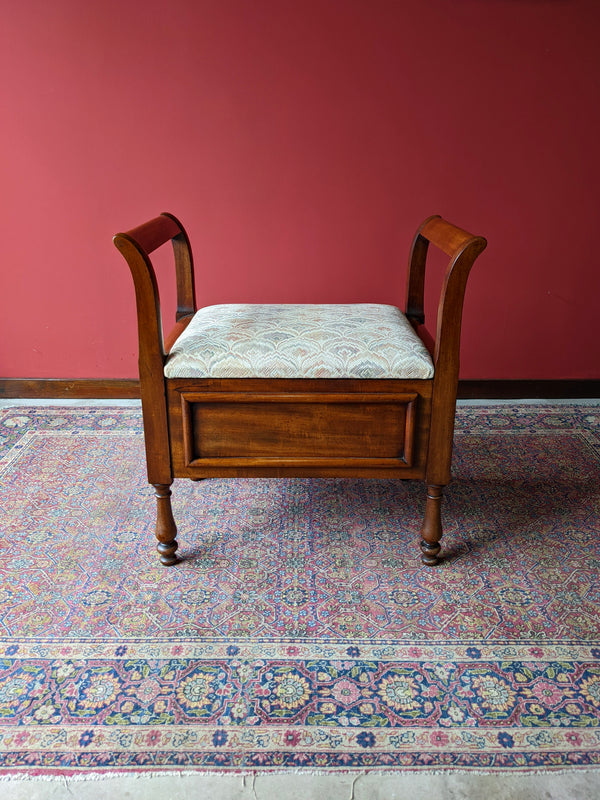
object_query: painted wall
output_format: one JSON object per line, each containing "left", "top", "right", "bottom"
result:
{"left": 2, "top": 0, "right": 599, "bottom": 380}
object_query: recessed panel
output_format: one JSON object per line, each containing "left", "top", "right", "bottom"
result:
{"left": 180, "top": 392, "right": 417, "bottom": 468}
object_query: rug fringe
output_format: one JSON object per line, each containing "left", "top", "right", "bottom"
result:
{"left": 2, "top": 765, "right": 600, "bottom": 781}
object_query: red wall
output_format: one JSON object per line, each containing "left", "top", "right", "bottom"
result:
{"left": 2, "top": 0, "right": 599, "bottom": 380}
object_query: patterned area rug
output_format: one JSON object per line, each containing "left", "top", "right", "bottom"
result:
{"left": 0, "top": 404, "right": 599, "bottom": 774}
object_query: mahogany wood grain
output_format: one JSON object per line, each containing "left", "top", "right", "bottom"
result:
{"left": 153, "top": 483, "right": 178, "bottom": 566}
{"left": 427, "top": 235, "right": 487, "bottom": 485}
{"left": 120, "top": 214, "right": 181, "bottom": 255}
{"left": 405, "top": 214, "right": 436, "bottom": 325}
{"left": 163, "top": 315, "right": 194, "bottom": 353}
{"left": 419, "top": 216, "right": 478, "bottom": 257}
{"left": 0, "top": 379, "right": 140, "bottom": 399}
{"left": 166, "top": 378, "right": 431, "bottom": 480}
{"left": 420, "top": 484, "right": 444, "bottom": 565}
{"left": 162, "top": 213, "right": 197, "bottom": 321}
{"left": 180, "top": 391, "right": 417, "bottom": 465}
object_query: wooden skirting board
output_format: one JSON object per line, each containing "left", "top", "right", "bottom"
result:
{"left": 457, "top": 380, "right": 600, "bottom": 399}
{"left": 0, "top": 379, "right": 140, "bottom": 399}
{"left": 0, "top": 378, "right": 599, "bottom": 400}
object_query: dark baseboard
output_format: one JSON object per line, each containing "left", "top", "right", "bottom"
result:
{"left": 1, "top": 377, "right": 599, "bottom": 400}
{"left": 0, "top": 379, "right": 140, "bottom": 399}
{"left": 457, "top": 380, "right": 600, "bottom": 399}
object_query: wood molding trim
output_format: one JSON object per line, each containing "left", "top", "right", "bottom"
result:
{"left": 0, "top": 379, "right": 140, "bottom": 399}
{"left": 457, "top": 380, "right": 600, "bottom": 399}
{"left": 0, "top": 378, "right": 599, "bottom": 400}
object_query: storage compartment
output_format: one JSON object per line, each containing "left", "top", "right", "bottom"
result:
{"left": 179, "top": 391, "right": 418, "bottom": 468}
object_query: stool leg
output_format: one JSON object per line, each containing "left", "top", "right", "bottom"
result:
{"left": 420, "top": 484, "right": 443, "bottom": 566}
{"left": 153, "top": 483, "right": 178, "bottom": 566}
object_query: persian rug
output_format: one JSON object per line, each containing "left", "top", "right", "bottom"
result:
{"left": 0, "top": 404, "right": 599, "bottom": 775}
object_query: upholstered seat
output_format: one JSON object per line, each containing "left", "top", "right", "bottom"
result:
{"left": 164, "top": 303, "right": 434, "bottom": 380}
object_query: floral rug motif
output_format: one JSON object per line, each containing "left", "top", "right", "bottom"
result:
{"left": 0, "top": 404, "right": 599, "bottom": 773}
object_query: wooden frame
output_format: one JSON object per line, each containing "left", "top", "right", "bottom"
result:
{"left": 3, "top": 379, "right": 599, "bottom": 401}
{"left": 114, "top": 213, "right": 486, "bottom": 567}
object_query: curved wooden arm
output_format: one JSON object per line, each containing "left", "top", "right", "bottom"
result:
{"left": 406, "top": 215, "right": 486, "bottom": 366}
{"left": 162, "top": 212, "right": 197, "bottom": 321}
{"left": 432, "top": 232, "right": 487, "bottom": 377}
{"left": 113, "top": 213, "right": 196, "bottom": 486}
{"left": 118, "top": 213, "right": 182, "bottom": 254}
{"left": 405, "top": 216, "right": 487, "bottom": 485}
{"left": 114, "top": 223, "right": 167, "bottom": 367}
{"left": 405, "top": 215, "right": 438, "bottom": 325}
{"left": 113, "top": 212, "right": 196, "bottom": 365}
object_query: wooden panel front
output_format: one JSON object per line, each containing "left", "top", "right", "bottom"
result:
{"left": 180, "top": 391, "right": 417, "bottom": 468}
{"left": 167, "top": 379, "right": 432, "bottom": 478}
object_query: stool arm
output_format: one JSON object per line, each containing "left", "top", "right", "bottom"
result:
{"left": 113, "top": 213, "right": 197, "bottom": 362}
{"left": 113, "top": 213, "right": 195, "bottom": 486}
{"left": 406, "top": 217, "right": 487, "bottom": 485}
{"left": 405, "top": 215, "right": 486, "bottom": 374}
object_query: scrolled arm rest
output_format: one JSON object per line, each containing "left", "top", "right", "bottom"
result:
{"left": 116, "top": 214, "right": 183, "bottom": 256}
{"left": 114, "top": 212, "right": 197, "bottom": 368}
{"left": 405, "top": 216, "right": 487, "bottom": 486}
{"left": 433, "top": 233, "right": 487, "bottom": 373}
{"left": 405, "top": 215, "right": 487, "bottom": 374}
{"left": 418, "top": 216, "right": 482, "bottom": 258}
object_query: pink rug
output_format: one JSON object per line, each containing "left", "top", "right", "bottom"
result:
{"left": 0, "top": 404, "right": 599, "bottom": 773}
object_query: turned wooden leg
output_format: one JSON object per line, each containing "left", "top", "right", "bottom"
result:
{"left": 420, "top": 484, "right": 443, "bottom": 566}
{"left": 153, "top": 483, "right": 178, "bottom": 566}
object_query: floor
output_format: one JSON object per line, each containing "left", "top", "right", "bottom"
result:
{"left": 2, "top": 770, "right": 600, "bottom": 799}
{"left": 2, "top": 398, "right": 599, "bottom": 799}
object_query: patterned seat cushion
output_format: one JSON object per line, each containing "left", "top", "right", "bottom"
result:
{"left": 164, "top": 304, "right": 434, "bottom": 380}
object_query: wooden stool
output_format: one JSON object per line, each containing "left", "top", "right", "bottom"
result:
{"left": 114, "top": 214, "right": 486, "bottom": 566}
